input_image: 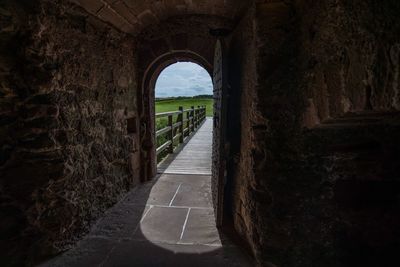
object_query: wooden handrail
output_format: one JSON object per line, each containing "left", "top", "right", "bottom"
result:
{"left": 156, "top": 107, "right": 204, "bottom": 118}
{"left": 155, "top": 105, "right": 207, "bottom": 159}
{"left": 155, "top": 111, "right": 181, "bottom": 118}
{"left": 156, "top": 126, "right": 172, "bottom": 137}
{"left": 156, "top": 140, "right": 172, "bottom": 155}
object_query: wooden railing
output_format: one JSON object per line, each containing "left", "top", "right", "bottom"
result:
{"left": 156, "top": 106, "right": 207, "bottom": 157}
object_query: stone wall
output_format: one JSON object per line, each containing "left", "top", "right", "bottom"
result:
{"left": 227, "top": 0, "right": 400, "bottom": 266}
{"left": 225, "top": 3, "right": 258, "bottom": 256}
{"left": 300, "top": 0, "right": 400, "bottom": 126}
{"left": 0, "top": 1, "right": 139, "bottom": 266}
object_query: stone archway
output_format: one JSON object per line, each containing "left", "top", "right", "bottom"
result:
{"left": 139, "top": 50, "right": 213, "bottom": 181}
{"left": 131, "top": 8, "right": 244, "bottom": 233}
{"left": 133, "top": 12, "right": 235, "bottom": 178}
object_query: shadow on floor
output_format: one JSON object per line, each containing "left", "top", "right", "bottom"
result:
{"left": 39, "top": 118, "right": 251, "bottom": 266}
{"left": 38, "top": 174, "right": 252, "bottom": 267}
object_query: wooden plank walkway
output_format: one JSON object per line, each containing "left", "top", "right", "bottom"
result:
{"left": 158, "top": 118, "right": 212, "bottom": 175}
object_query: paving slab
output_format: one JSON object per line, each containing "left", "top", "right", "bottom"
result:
{"left": 132, "top": 206, "right": 188, "bottom": 243}
{"left": 180, "top": 208, "right": 221, "bottom": 246}
{"left": 171, "top": 183, "right": 213, "bottom": 208}
{"left": 38, "top": 237, "right": 115, "bottom": 267}
{"left": 89, "top": 204, "right": 150, "bottom": 240}
{"left": 158, "top": 173, "right": 211, "bottom": 187}
{"left": 124, "top": 180, "right": 181, "bottom": 206}
{"left": 102, "top": 240, "right": 251, "bottom": 267}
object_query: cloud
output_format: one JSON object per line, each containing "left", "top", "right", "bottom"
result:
{"left": 155, "top": 62, "right": 213, "bottom": 97}
{"left": 190, "top": 85, "right": 205, "bottom": 93}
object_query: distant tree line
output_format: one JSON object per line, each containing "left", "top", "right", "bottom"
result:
{"left": 192, "top": 94, "right": 213, "bottom": 99}
{"left": 155, "top": 95, "right": 213, "bottom": 101}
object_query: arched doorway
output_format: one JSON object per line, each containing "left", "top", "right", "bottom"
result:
{"left": 138, "top": 38, "right": 231, "bottom": 226}
{"left": 153, "top": 62, "right": 213, "bottom": 165}
{"left": 138, "top": 51, "right": 213, "bottom": 181}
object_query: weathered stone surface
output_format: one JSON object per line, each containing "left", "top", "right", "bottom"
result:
{"left": 72, "top": 0, "right": 245, "bottom": 35}
{"left": 225, "top": 1, "right": 400, "bottom": 266}
{"left": 0, "top": 0, "right": 139, "bottom": 266}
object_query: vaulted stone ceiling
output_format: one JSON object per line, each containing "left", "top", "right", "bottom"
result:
{"left": 70, "top": 0, "right": 249, "bottom": 35}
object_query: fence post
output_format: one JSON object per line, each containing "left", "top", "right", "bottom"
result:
{"left": 168, "top": 114, "right": 173, "bottom": 153}
{"left": 194, "top": 106, "right": 197, "bottom": 128}
{"left": 193, "top": 106, "right": 197, "bottom": 129}
{"left": 186, "top": 109, "right": 190, "bottom": 136}
{"left": 193, "top": 108, "right": 196, "bottom": 129}
{"left": 197, "top": 105, "right": 201, "bottom": 127}
{"left": 191, "top": 106, "right": 195, "bottom": 132}
{"left": 179, "top": 106, "right": 184, "bottom": 143}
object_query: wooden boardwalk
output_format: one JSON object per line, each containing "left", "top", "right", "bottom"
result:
{"left": 158, "top": 118, "right": 212, "bottom": 175}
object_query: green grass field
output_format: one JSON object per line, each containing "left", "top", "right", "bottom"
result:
{"left": 155, "top": 98, "right": 213, "bottom": 117}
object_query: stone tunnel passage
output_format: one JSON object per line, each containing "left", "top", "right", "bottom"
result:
{"left": 2, "top": 1, "right": 400, "bottom": 266}
{"left": 39, "top": 119, "right": 251, "bottom": 267}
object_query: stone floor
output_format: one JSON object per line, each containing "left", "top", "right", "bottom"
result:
{"left": 39, "top": 119, "right": 252, "bottom": 267}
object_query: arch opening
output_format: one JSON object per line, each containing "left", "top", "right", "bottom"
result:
{"left": 136, "top": 61, "right": 223, "bottom": 254}
{"left": 135, "top": 37, "right": 242, "bottom": 263}
{"left": 138, "top": 50, "right": 215, "bottom": 181}
{"left": 154, "top": 62, "right": 213, "bottom": 164}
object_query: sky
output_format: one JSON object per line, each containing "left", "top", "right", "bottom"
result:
{"left": 155, "top": 62, "right": 213, "bottom": 98}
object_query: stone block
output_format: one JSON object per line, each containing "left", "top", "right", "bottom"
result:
{"left": 111, "top": 1, "right": 138, "bottom": 24}
{"left": 73, "top": 0, "right": 104, "bottom": 14}
{"left": 97, "top": 5, "right": 126, "bottom": 30}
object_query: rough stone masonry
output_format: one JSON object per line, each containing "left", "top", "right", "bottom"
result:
{"left": 1, "top": 0, "right": 400, "bottom": 266}
{"left": 0, "top": 1, "right": 139, "bottom": 265}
